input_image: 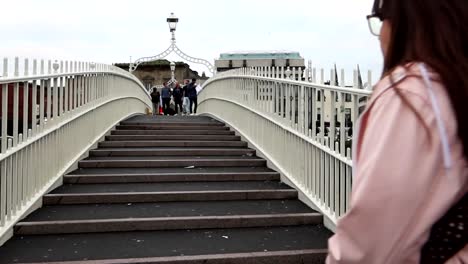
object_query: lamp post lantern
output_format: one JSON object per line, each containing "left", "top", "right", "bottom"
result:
{"left": 167, "top": 12, "right": 179, "bottom": 42}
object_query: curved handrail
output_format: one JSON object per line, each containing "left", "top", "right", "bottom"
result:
{"left": 199, "top": 67, "right": 371, "bottom": 229}
{"left": 0, "top": 57, "right": 152, "bottom": 244}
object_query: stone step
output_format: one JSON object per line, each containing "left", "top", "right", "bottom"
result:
{"left": 51, "top": 181, "right": 291, "bottom": 194}
{"left": 98, "top": 140, "right": 247, "bottom": 148}
{"left": 15, "top": 213, "right": 322, "bottom": 235}
{"left": 111, "top": 130, "right": 236, "bottom": 135}
{"left": 120, "top": 121, "right": 225, "bottom": 127}
{"left": 43, "top": 190, "right": 298, "bottom": 205}
{"left": 68, "top": 167, "right": 275, "bottom": 175}
{"left": 64, "top": 171, "right": 278, "bottom": 184}
{"left": 0, "top": 226, "right": 331, "bottom": 263}
{"left": 0, "top": 250, "right": 328, "bottom": 264}
{"left": 22, "top": 200, "right": 315, "bottom": 222}
{"left": 89, "top": 148, "right": 255, "bottom": 157}
{"left": 105, "top": 135, "right": 241, "bottom": 141}
{"left": 78, "top": 156, "right": 265, "bottom": 168}
{"left": 116, "top": 125, "right": 230, "bottom": 131}
{"left": 0, "top": 115, "right": 332, "bottom": 264}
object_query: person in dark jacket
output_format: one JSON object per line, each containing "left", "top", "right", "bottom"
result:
{"left": 160, "top": 82, "right": 172, "bottom": 115}
{"left": 172, "top": 82, "right": 183, "bottom": 115}
{"left": 182, "top": 80, "right": 190, "bottom": 114}
{"left": 186, "top": 78, "right": 198, "bottom": 114}
{"left": 150, "top": 88, "right": 160, "bottom": 116}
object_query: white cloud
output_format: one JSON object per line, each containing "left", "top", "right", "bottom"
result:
{"left": 0, "top": 0, "right": 382, "bottom": 84}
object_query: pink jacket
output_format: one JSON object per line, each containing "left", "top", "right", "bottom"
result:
{"left": 327, "top": 63, "right": 468, "bottom": 263}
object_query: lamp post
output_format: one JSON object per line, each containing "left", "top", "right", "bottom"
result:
{"left": 130, "top": 12, "right": 215, "bottom": 74}
{"left": 167, "top": 12, "right": 179, "bottom": 43}
{"left": 170, "top": 61, "right": 176, "bottom": 83}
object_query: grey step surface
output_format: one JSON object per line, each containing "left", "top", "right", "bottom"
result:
{"left": 120, "top": 121, "right": 225, "bottom": 127}
{"left": 43, "top": 190, "right": 298, "bottom": 205}
{"left": 123, "top": 115, "right": 220, "bottom": 123}
{"left": 64, "top": 167, "right": 279, "bottom": 183}
{"left": 64, "top": 172, "right": 279, "bottom": 184}
{"left": 79, "top": 156, "right": 265, "bottom": 168}
{"left": 68, "top": 167, "right": 277, "bottom": 175}
{"left": 83, "top": 156, "right": 263, "bottom": 161}
{"left": 0, "top": 250, "right": 328, "bottom": 264}
{"left": 89, "top": 148, "right": 255, "bottom": 157}
{"left": 0, "top": 226, "right": 332, "bottom": 263}
{"left": 78, "top": 156, "right": 266, "bottom": 168}
{"left": 22, "top": 200, "right": 316, "bottom": 222}
{"left": 15, "top": 213, "right": 322, "bottom": 235}
{"left": 112, "top": 130, "right": 236, "bottom": 135}
{"left": 50, "top": 181, "right": 292, "bottom": 194}
{"left": 99, "top": 140, "right": 248, "bottom": 148}
{"left": 116, "top": 125, "right": 230, "bottom": 130}
{"left": 1, "top": 115, "right": 331, "bottom": 264}
{"left": 105, "top": 135, "right": 241, "bottom": 141}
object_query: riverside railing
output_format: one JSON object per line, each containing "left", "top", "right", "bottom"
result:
{"left": 0, "top": 57, "right": 152, "bottom": 244}
{"left": 198, "top": 66, "right": 372, "bottom": 229}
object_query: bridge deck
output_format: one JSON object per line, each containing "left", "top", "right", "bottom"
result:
{"left": 0, "top": 115, "right": 332, "bottom": 263}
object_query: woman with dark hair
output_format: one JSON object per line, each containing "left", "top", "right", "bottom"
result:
{"left": 327, "top": 0, "right": 467, "bottom": 263}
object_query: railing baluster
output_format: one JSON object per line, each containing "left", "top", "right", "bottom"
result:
{"left": 13, "top": 82, "right": 19, "bottom": 147}
{"left": 0, "top": 162, "right": 6, "bottom": 225}
{"left": 64, "top": 77, "right": 69, "bottom": 114}
{"left": 6, "top": 140, "right": 12, "bottom": 221}
{"left": 330, "top": 90, "right": 336, "bottom": 151}
{"left": 319, "top": 88, "right": 325, "bottom": 144}
{"left": 46, "top": 78, "right": 51, "bottom": 125}
{"left": 23, "top": 80, "right": 29, "bottom": 141}
{"left": 1, "top": 82, "right": 8, "bottom": 153}
{"left": 39, "top": 79, "right": 45, "bottom": 132}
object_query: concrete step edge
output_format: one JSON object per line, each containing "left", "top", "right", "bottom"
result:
{"left": 16, "top": 249, "right": 328, "bottom": 264}
{"left": 78, "top": 160, "right": 266, "bottom": 168}
{"left": 63, "top": 173, "right": 280, "bottom": 184}
{"left": 15, "top": 213, "right": 323, "bottom": 235}
{"left": 116, "top": 126, "right": 230, "bottom": 130}
{"left": 43, "top": 189, "right": 298, "bottom": 205}
{"left": 89, "top": 149, "right": 255, "bottom": 155}
{"left": 80, "top": 158, "right": 264, "bottom": 162}
{"left": 111, "top": 130, "right": 235, "bottom": 135}
{"left": 105, "top": 137, "right": 241, "bottom": 142}
{"left": 98, "top": 141, "right": 247, "bottom": 146}
{"left": 120, "top": 122, "right": 225, "bottom": 126}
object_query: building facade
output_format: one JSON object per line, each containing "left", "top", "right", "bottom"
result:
{"left": 114, "top": 60, "right": 208, "bottom": 91}
{"left": 215, "top": 51, "right": 305, "bottom": 79}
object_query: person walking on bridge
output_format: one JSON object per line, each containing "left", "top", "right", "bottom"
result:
{"left": 172, "top": 82, "right": 183, "bottom": 115}
{"left": 186, "top": 78, "right": 199, "bottom": 115}
{"left": 182, "top": 79, "right": 190, "bottom": 115}
{"left": 327, "top": 0, "right": 468, "bottom": 263}
{"left": 150, "top": 87, "right": 160, "bottom": 116}
{"left": 161, "top": 82, "right": 172, "bottom": 116}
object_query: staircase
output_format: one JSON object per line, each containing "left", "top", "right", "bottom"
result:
{"left": 0, "top": 115, "right": 332, "bottom": 264}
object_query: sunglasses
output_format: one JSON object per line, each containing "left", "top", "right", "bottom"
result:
{"left": 366, "top": 13, "right": 384, "bottom": 36}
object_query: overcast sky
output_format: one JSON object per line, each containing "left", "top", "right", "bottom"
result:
{"left": 1, "top": 0, "right": 382, "bottom": 85}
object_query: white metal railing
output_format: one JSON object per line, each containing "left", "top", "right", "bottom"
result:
{"left": 199, "top": 66, "right": 372, "bottom": 228}
{"left": 0, "top": 57, "right": 152, "bottom": 243}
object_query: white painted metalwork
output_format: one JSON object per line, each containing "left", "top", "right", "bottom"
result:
{"left": 198, "top": 66, "right": 372, "bottom": 228}
{"left": 0, "top": 57, "right": 152, "bottom": 244}
{"left": 130, "top": 13, "right": 215, "bottom": 74}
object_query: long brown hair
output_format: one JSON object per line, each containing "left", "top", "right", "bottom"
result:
{"left": 373, "top": 0, "right": 468, "bottom": 158}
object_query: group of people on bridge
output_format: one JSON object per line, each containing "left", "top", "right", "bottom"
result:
{"left": 150, "top": 78, "right": 200, "bottom": 116}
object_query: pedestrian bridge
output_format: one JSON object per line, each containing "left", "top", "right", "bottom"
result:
{"left": 0, "top": 58, "right": 371, "bottom": 263}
